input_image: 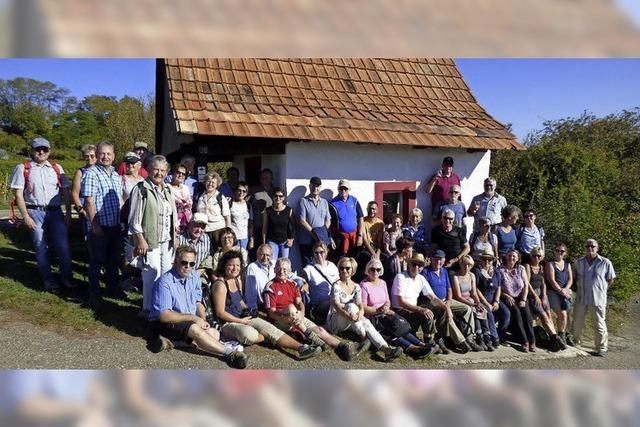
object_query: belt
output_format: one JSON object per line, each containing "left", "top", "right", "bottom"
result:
{"left": 26, "top": 205, "right": 62, "bottom": 211}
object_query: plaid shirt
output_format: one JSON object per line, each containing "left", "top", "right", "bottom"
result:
{"left": 178, "top": 232, "right": 211, "bottom": 268}
{"left": 81, "top": 164, "right": 122, "bottom": 227}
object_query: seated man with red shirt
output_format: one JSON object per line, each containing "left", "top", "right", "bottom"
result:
{"left": 264, "top": 257, "right": 359, "bottom": 361}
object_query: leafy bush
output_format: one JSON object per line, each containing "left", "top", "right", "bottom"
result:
{"left": 492, "top": 110, "right": 640, "bottom": 301}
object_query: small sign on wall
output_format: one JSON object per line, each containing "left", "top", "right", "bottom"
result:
{"left": 197, "top": 166, "right": 207, "bottom": 182}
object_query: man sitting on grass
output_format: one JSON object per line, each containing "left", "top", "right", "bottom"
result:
{"left": 149, "top": 245, "right": 248, "bottom": 369}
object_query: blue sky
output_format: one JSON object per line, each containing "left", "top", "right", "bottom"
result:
{"left": 0, "top": 58, "right": 639, "bottom": 142}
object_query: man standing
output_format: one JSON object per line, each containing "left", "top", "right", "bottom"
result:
{"left": 82, "top": 141, "right": 126, "bottom": 306}
{"left": 363, "top": 201, "right": 384, "bottom": 254}
{"left": 297, "top": 176, "right": 332, "bottom": 265}
{"left": 572, "top": 239, "right": 616, "bottom": 357}
{"left": 467, "top": 177, "right": 508, "bottom": 231}
{"left": 219, "top": 166, "right": 240, "bottom": 199}
{"left": 430, "top": 208, "right": 470, "bottom": 268}
{"left": 150, "top": 245, "right": 248, "bottom": 368}
{"left": 10, "top": 137, "right": 73, "bottom": 291}
{"left": 330, "top": 179, "right": 364, "bottom": 258}
{"left": 424, "top": 156, "right": 461, "bottom": 214}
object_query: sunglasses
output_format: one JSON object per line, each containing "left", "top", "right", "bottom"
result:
{"left": 180, "top": 260, "right": 196, "bottom": 267}
{"left": 237, "top": 189, "right": 248, "bottom": 193}
{"left": 339, "top": 266, "right": 352, "bottom": 271}
{"left": 369, "top": 267, "right": 382, "bottom": 273}
{"left": 34, "top": 147, "right": 50, "bottom": 153}
{"left": 524, "top": 214, "right": 535, "bottom": 218}
{"left": 533, "top": 255, "right": 542, "bottom": 258}
{"left": 339, "top": 187, "right": 349, "bottom": 191}
{"left": 314, "top": 251, "right": 325, "bottom": 255}
{"left": 274, "top": 194, "right": 285, "bottom": 199}
{"left": 443, "top": 217, "right": 454, "bottom": 221}
{"left": 585, "top": 245, "right": 597, "bottom": 248}
{"left": 556, "top": 249, "right": 566, "bottom": 253}
{"left": 175, "top": 171, "right": 186, "bottom": 176}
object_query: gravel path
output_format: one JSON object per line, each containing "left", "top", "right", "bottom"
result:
{"left": 2, "top": 302, "right": 637, "bottom": 369}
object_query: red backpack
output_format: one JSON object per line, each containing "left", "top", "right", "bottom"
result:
{"left": 9, "top": 160, "right": 63, "bottom": 225}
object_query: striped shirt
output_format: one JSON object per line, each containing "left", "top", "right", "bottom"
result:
{"left": 178, "top": 232, "right": 211, "bottom": 268}
{"left": 81, "top": 164, "right": 122, "bottom": 227}
{"left": 150, "top": 268, "right": 202, "bottom": 321}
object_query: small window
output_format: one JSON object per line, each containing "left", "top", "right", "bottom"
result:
{"left": 374, "top": 181, "right": 417, "bottom": 224}
{"left": 382, "top": 191, "right": 402, "bottom": 224}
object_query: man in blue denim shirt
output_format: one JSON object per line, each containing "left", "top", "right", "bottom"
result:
{"left": 10, "top": 137, "right": 73, "bottom": 291}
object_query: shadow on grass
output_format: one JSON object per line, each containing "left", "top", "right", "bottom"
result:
{"left": 0, "top": 221, "right": 149, "bottom": 340}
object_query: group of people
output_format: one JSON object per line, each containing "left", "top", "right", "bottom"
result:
{"left": 11, "top": 139, "right": 616, "bottom": 368}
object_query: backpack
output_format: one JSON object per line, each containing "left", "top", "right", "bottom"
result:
{"left": 9, "top": 160, "right": 63, "bottom": 225}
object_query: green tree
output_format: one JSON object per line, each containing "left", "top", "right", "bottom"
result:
{"left": 105, "top": 95, "right": 155, "bottom": 157}
{"left": 491, "top": 110, "right": 640, "bottom": 301}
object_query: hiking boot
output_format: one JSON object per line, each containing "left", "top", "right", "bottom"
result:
{"left": 382, "top": 346, "right": 403, "bottom": 362}
{"left": 298, "top": 344, "right": 323, "bottom": 360}
{"left": 565, "top": 332, "right": 576, "bottom": 347}
{"left": 418, "top": 342, "right": 439, "bottom": 358}
{"left": 308, "top": 331, "right": 328, "bottom": 350}
{"left": 226, "top": 351, "right": 248, "bottom": 369}
{"left": 352, "top": 339, "right": 371, "bottom": 359}
{"left": 150, "top": 336, "right": 174, "bottom": 353}
{"left": 456, "top": 341, "right": 470, "bottom": 354}
{"left": 551, "top": 334, "right": 567, "bottom": 351}
{"left": 466, "top": 337, "right": 482, "bottom": 352}
{"left": 475, "top": 335, "right": 487, "bottom": 351}
{"left": 483, "top": 337, "right": 495, "bottom": 352}
{"left": 335, "top": 341, "right": 353, "bottom": 361}
{"left": 436, "top": 338, "right": 451, "bottom": 355}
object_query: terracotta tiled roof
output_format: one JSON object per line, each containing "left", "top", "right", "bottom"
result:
{"left": 164, "top": 58, "right": 523, "bottom": 150}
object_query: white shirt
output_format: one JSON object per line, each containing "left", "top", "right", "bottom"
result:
{"left": 574, "top": 255, "right": 616, "bottom": 306}
{"left": 391, "top": 271, "right": 435, "bottom": 308}
{"left": 245, "top": 260, "right": 275, "bottom": 309}
{"left": 10, "top": 160, "right": 70, "bottom": 206}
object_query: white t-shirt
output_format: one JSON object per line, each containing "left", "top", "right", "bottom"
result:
{"left": 229, "top": 200, "right": 252, "bottom": 240}
{"left": 391, "top": 271, "right": 435, "bottom": 308}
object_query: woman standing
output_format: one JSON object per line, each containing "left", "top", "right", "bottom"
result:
{"left": 451, "top": 255, "right": 494, "bottom": 351}
{"left": 71, "top": 144, "right": 96, "bottom": 239}
{"left": 495, "top": 205, "right": 521, "bottom": 259}
{"left": 169, "top": 164, "right": 192, "bottom": 233}
{"left": 383, "top": 214, "right": 404, "bottom": 257}
{"left": 196, "top": 171, "right": 231, "bottom": 252}
{"left": 325, "top": 257, "right": 403, "bottom": 362}
{"left": 212, "top": 250, "right": 322, "bottom": 360}
{"left": 262, "top": 187, "right": 295, "bottom": 259}
{"left": 545, "top": 243, "right": 575, "bottom": 346}
{"left": 468, "top": 216, "right": 498, "bottom": 263}
{"left": 120, "top": 152, "right": 144, "bottom": 203}
{"left": 525, "top": 247, "right": 566, "bottom": 351}
{"left": 360, "top": 258, "right": 436, "bottom": 358}
{"left": 229, "top": 181, "right": 253, "bottom": 250}
{"left": 496, "top": 249, "right": 536, "bottom": 352}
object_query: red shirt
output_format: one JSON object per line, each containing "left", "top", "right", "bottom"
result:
{"left": 431, "top": 173, "right": 460, "bottom": 212}
{"left": 117, "top": 162, "right": 148, "bottom": 179}
{"left": 264, "top": 279, "right": 301, "bottom": 312}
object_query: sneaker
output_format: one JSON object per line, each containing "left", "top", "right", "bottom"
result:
{"left": 475, "top": 335, "right": 487, "bottom": 351}
{"left": 592, "top": 350, "right": 607, "bottom": 357}
{"left": 456, "top": 341, "right": 470, "bottom": 354}
{"left": 466, "top": 337, "right": 482, "bottom": 352}
{"left": 226, "top": 351, "right": 248, "bottom": 369}
{"left": 484, "top": 338, "right": 495, "bottom": 352}
{"left": 436, "top": 338, "right": 451, "bottom": 355}
{"left": 298, "top": 344, "right": 323, "bottom": 360}
{"left": 382, "top": 346, "right": 403, "bottom": 362}
{"left": 150, "top": 335, "right": 174, "bottom": 353}
{"left": 335, "top": 342, "right": 353, "bottom": 361}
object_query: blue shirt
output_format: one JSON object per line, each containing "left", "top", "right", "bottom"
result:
{"left": 298, "top": 195, "right": 331, "bottom": 244}
{"left": 81, "top": 164, "right": 122, "bottom": 227}
{"left": 496, "top": 226, "right": 517, "bottom": 256}
{"left": 516, "top": 225, "right": 544, "bottom": 254}
{"left": 422, "top": 267, "right": 451, "bottom": 301}
{"left": 402, "top": 224, "right": 428, "bottom": 253}
{"left": 434, "top": 200, "right": 467, "bottom": 228}
{"left": 150, "top": 268, "right": 202, "bottom": 321}
{"left": 330, "top": 195, "right": 363, "bottom": 234}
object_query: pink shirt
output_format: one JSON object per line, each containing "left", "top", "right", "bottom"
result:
{"left": 431, "top": 173, "right": 461, "bottom": 211}
{"left": 497, "top": 265, "right": 527, "bottom": 298}
{"left": 360, "top": 279, "right": 390, "bottom": 314}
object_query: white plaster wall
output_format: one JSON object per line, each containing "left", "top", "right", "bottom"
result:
{"left": 234, "top": 154, "right": 286, "bottom": 188}
{"left": 284, "top": 140, "right": 492, "bottom": 270}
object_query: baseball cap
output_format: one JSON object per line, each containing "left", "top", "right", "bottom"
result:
{"left": 310, "top": 176, "right": 322, "bottom": 186}
{"left": 431, "top": 249, "right": 446, "bottom": 259}
{"left": 338, "top": 179, "right": 351, "bottom": 190}
{"left": 191, "top": 212, "right": 208, "bottom": 225}
{"left": 442, "top": 156, "right": 454, "bottom": 166}
{"left": 123, "top": 152, "right": 141, "bottom": 163}
{"left": 31, "top": 137, "right": 51, "bottom": 149}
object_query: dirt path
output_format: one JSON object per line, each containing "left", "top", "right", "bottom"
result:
{"left": 1, "top": 301, "right": 637, "bottom": 369}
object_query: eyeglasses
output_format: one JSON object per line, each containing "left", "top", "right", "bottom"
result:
{"left": 533, "top": 255, "right": 542, "bottom": 258}
{"left": 274, "top": 195, "right": 285, "bottom": 199}
{"left": 339, "top": 187, "right": 349, "bottom": 191}
{"left": 369, "top": 267, "right": 382, "bottom": 273}
{"left": 314, "top": 251, "right": 325, "bottom": 255}
{"left": 524, "top": 214, "right": 534, "bottom": 218}
{"left": 443, "top": 217, "right": 454, "bottom": 221}
{"left": 556, "top": 249, "right": 566, "bottom": 253}
{"left": 585, "top": 245, "right": 597, "bottom": 248}
{"left": 34, "top": 147, "right": 50, "bottom": 153}
{"left": 409, "top": 263, "right": 424, "bottom": 269}
{"left": 237, "top": 189, "right": 247, "bottom": 193}
{"left": 339, "top": 266, "right": 352, "bottom": 271}
{"left": 175, "top": 171, "right": 186, "bottom": 176}
{"left": 179, "top": 260, "right": 196, "bottom": 267}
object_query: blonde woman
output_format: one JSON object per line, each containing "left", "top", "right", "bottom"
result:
{"left": 196, "top": 171, "right": 231, "bottom": 252}
{"left": 325, "top": 257, "right": 403, "bottom": 362}
{"left": 545, "top": 243, "right": 575, "bottom": 346}
{"left": 451, "top": 255, "right": 494, "bottom": 351}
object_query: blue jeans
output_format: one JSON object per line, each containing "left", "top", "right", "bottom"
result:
{"left": 268, "top": 240, "right": 290, "bottom": 259}
{"left": 390, "top": 333, "right": 424, "bottom": 349}
{"left": 494, "top": 301, "right": 511, "bottom": 343}
{"left": 88, "top": 226, "right": 121, "bottom": 296}
{"left": 238, "top": 238, "right": 248, "bottom": 250}
{"left": 28, "top": 208, "right": 72, "bottom": 283}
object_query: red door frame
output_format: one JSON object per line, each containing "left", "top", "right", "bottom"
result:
{"left": 374, "top": 181, "right": 417, "bottom": 223}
